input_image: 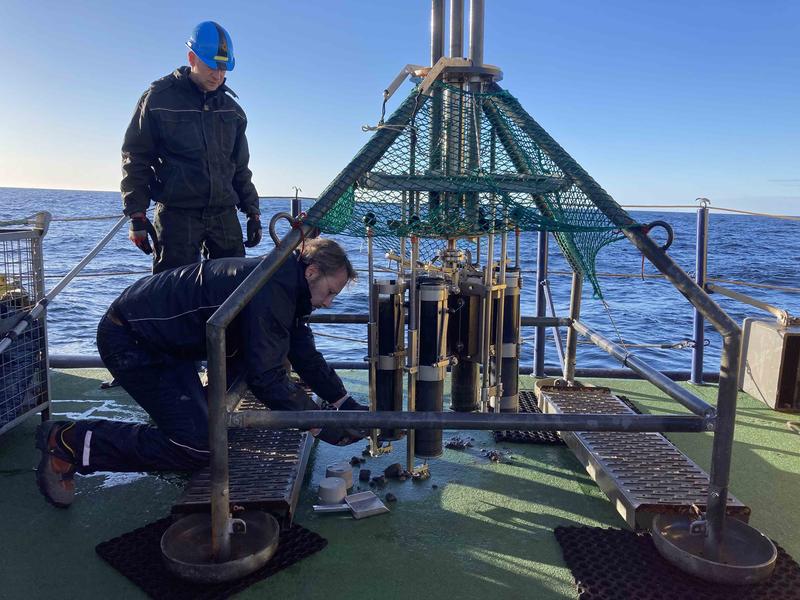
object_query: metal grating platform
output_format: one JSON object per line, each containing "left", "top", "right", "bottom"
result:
{"left": 494, "top": 390, "right": 642, "bottom": 444}
{"left": 538, "top": 386, "right": 750, "bottom": 530}
{"left": 172, "top": 391, "right": 312, "bottom": 524}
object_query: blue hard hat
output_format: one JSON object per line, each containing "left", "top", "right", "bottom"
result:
{"left": 186, "top": 21, "right": 235, "bottom": 71}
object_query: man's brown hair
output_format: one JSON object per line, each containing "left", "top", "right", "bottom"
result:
{"left": 300, "top": 238, "right": 357, "bottom": 281}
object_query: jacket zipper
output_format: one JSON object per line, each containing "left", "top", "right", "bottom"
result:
{"left": 202, "top": 91, "right": 212, "bottom": 207}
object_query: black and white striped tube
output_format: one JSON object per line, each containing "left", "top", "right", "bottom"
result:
{"left": 415, "top": 277, "right": 450, "bottom": 458}
{"left": 448, "top": 288, "right": 481, "bottom": 412}
{"left": 374, "top": 279, "right": 405, "bottom": 441}
{"left": 499, "top": 269, "right": 521, "bottom": 412}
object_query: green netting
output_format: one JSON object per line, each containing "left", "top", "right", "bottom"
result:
{"left": 308, "top": 82, "right": 635, "bottom": 297}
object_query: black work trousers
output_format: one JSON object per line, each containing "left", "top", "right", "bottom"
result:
{"left": 152, "top": 204, "right": 245, "bottom": 274}
{"left": 69, "top": 312, "right": 211, "bottom": 474}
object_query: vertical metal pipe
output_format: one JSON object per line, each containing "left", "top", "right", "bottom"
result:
{"left": 534, "top": 230, "right": 549, "bottom": 377}
{"left": 429, "top": 0, "right": 444, "bottom": 212}
{"left": 691, "top": 204, "right": 709, "bottom": 384}
{"left": 449, "top": 0, "right": 464, "bottom": 58}
{"left": 468, "top": 0, "right": 485, "bottom": 66}
{"left": 400, "top": 191, "right": 407, "bottom": 278}
{"left": 481, "top": 229, "right": 495, "bottom": 408}
{"left": 291, "top": 186, "right": 302, "bottom": 218}
{"left": 431, "top": 0, "right": 444, "bottom": 64}
{"left": 367, "top": 228, "right": 378, "bottom": 451}
{"left": 207, "top": 324, "right": 231, "bottom": 561}
{"left": 34, "top": 220, "right": 52, "bottom": 420}
{"left": 406, "top": 237, "right": 420, "bottom": 472}
{"left": 704, "top": 333, "right": 741, "bottom": 559}
{"left": 494, "top": 225, "right": 508, "bottom": 400}
{"left": 543, "top": 280, "right": 566, "bottom": 376}
{"left": 564, "top": 272, "right": 583, "bottom": 382}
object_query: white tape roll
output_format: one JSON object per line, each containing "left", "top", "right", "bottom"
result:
{"left": 326, "top": 462, "right": 354, "bottom": 489}
{"left": 318, "top": 477, "right": 347, "bottom": 505}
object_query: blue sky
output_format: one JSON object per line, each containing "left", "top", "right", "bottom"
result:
{"left": 1, "top": 0, "right": 797, "bottom": 213}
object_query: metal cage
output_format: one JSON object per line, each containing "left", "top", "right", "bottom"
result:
{"left": 0, "top": 213, "right": 50, "bottom": 435}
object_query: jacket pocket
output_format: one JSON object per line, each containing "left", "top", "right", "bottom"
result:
{"left": 216, "top": 110, "right": 240, "bottom": 155}
{"left": 157, "top": 110, "right": 204, "bottom": 154}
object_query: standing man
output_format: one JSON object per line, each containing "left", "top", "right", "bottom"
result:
{"left": 121, "top": 21, "right": 262, "bottom": 273}
{"left": 35, "top": 239, "right": 367, "bottom": 508}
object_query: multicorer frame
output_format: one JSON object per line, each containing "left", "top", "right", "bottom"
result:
{"left": 188, "top": 0, "right": 778, "bottom": 588}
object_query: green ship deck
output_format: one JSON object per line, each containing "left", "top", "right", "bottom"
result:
{"left": 1, "top": 368, "right": 798, "bottom": 599}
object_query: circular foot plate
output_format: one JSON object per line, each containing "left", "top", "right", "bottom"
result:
{"left": 161, "top": 510, "right": 280, "bottom": 583}
{"left": 652, "top": 513, "right": 777, "bottom": 585}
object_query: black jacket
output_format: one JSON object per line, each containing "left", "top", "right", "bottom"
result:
{"left": 121, "top": 66, "right": 259, "bottom": 217}
{"left": 109, "top": 256, "right": 346, "bottom": 410}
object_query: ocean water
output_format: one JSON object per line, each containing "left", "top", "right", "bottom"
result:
{"left": 1, "top": 187, "right": 798, "bottom": 374}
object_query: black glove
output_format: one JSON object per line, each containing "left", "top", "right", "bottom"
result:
{"left": 316, "top": 395, "right": 369, "bottom": 446}
{"left": 244, "top": 214, "right": 262, "bottom": 248}
{"left": 128, "top": 214, "right": 158, "bottom": 255}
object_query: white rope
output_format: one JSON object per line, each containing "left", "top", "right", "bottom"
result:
{"left": 707, "top": 277, "right": 800, "bottom": 294}
{"left": 621, "top": 204, "right": 800, "bottom": 222}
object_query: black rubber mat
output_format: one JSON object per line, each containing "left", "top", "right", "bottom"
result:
{"left": 493, "top": 391, "right": 642, "bottom": 444}
{"left": 493, "top": 392, "right": 564, "bottom": 444}
{"left": 554, "top": 526, "right": 800, "bottom": 600}
{"left": 96, "top": 517, "right": 327, "bottom": 600}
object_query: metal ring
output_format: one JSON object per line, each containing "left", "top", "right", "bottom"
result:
{"left": 269, "top": 212, "right": 295, "bottom": 246}
{"left": 645, "top": 220, "right": 674, "bottom": 251}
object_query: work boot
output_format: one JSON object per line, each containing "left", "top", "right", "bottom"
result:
{"left": 35, "top": 421, "right": 78, "bottom": 508}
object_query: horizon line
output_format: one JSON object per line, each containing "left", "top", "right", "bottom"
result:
{"left": 0, "top": 185, "right": 796, "bottom": 218}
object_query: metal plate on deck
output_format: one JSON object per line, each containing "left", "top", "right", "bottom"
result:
{"left": 538, "top": 386, "right": 750, "bottom": 530}
{"left": 173, "top": 393, "right": 312, "bottom": 524}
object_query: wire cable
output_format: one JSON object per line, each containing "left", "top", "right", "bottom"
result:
{"left": 313, "top": 330, "right": 368, "bottom": 345}
{"left": 621, "top": 204, "right": 800, "bottom": 222}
